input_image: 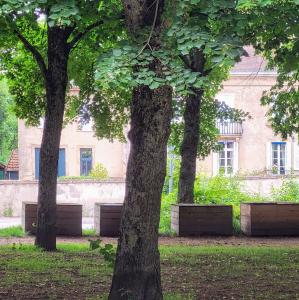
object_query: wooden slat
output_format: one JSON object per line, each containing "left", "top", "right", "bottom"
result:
{"left": 22, "top": 202, "right": 82, "bottom": 236}
{"left": 94, "top": 203, "right": 123, "bottom": 237}
{"left": 241, "top": 203, "right": 299, "bottom": 236}
{"left": 171, "top": 205, "right": 233, "bottom": 236}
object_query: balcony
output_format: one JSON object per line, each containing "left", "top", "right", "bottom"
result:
{"left": 216, "top": 121, "right": 243, "bottom": 136}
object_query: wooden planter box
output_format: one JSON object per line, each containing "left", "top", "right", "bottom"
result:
{"left": 94, "top": 203, "right": 123, "bottom": 237}
{"left": 241, "top": 203, "right": 299, "bottom": 236}
{"left": 22, "top": 202, "right": 82, "bottom": 236}
{"left": 171, "top": 204, "right": 233, "bottom": 236}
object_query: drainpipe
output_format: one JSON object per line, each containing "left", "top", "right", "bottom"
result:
{"left": 291, "top": 136, "right": 295, "bottom": 175}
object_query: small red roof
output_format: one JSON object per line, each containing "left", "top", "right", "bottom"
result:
{"left": 6, "top": 149, "right": 19, "bottom": 172}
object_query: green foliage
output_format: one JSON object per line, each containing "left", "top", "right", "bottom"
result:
{"left": 88, "top": 239, "right": 115, "bottom": 266}
{"left": 3, "top": 207, "right": 13, "bottom": 217}
{"left": 271, "top": 179, "right": 299, "bottom": 202}
{"left": 237, "top": 0, "right": 299, "bottom": 138}
{"left": 89, "top": 163, "right": 108, "bottom": 179}
{"left": 0, "top": 226, "right": 25, "bottom": 237}
{"left": 0, "top": 0, "right": 124, "bottom": 130}
{"left": 160, "top": 171, "right": 267, "bottom": 234}
{"left": 0, "top": 80, "right": 17, "bottom": 164}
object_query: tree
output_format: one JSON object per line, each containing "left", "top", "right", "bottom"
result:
{"left": 167, "top": 0, "right": 248, "bottom": 203}
{"left": 0, "top": 0, "right": 122, "bottom": 250}
{"left": 108, "top": 1, "right": 173, "bottom": 298}
{"left": 238, "top": 0, "right": 299, "bottom": 138}
{"left": 0, "top": 80, "right": 17, "bottom": 164}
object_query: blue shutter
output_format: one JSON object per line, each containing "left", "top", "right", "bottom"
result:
{"left": 58, "top": 149, "right": 66, "bottom": 177}
{"left": 80, "top": 149, "right": 92, "bottom": 176}
{"left": 35, "top": 148, "right": 65, "bottom": 179}
{"left": 35, "top": 148, "right": 40, "bottom": 180}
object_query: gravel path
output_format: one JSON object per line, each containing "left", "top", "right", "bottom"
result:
{"left": 1, "top": 235, "right": 299, "bottom": 247}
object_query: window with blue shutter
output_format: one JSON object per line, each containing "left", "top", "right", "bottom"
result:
{"left": 80, "top": 148, "right": 92, "bottom": 176}
{"left": 35, "top": 148, "right": 66, "bottom": 179}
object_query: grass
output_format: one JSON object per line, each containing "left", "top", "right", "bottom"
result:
{"left": 82, "top": 228, "right": 97, "bottom": 237}
{"left": 0, "top": 226, "right": 25, "bottom": 237}
{"left": 0, "top": 243, "right": 298, "bottom": 299}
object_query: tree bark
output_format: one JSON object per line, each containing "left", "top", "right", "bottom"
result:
{"left": 35, "top": 27, "right": 70, "bottom": 251}
{"left": 178, "top": 90, "right": 203, "bottom": 203}
{"left": 109, "top": 1, "right": 171, "bottom": 297}
{"left": 178, "top": 50, "right": 205, "bottom": 204}
{"left": 109, "top": 83, "right": 172, "bottom": 300}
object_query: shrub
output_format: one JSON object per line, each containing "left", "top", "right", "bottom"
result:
{"left": 271, "top": 179, "right": 299, "bottom": 202}
{"left": 89, "top": 163, "right": 108, "bottom": 179}
{"left": 159, "top": 173, "right": 266, "bottom": 235}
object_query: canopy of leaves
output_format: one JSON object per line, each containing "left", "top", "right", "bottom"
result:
{"left": 0, "top": 79, "right": 17, "bottom": 164}
{"left": 93, "top": 0, "right": 250, "bottom": 151}
{"left": 238, "top": 0, "right": 299, "bottom": 138}
{"left": 0, "top": 0, "right": 124, "bottom": 131}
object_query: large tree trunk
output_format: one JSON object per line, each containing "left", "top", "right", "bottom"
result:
{"left": 178, "top": 50, "right": 205, "bottom": 204}
{"left": 35, "top": 28, "right": 70, "bottom": 251}
{"left": 109, "top": 1, "right": 170, "bottom": 298}
{"left": 109, "top": 83, "right": 172, "bottom": 299}
{"left": 178, "top": 90, "right": 203, "bottom": 203}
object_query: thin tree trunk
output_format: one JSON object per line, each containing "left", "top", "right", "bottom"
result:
{"left": 178, "top": 90, "right": 203, "bottom": 203}
{"left": 109, "top": 83, "right": 172, "bottom": 299}
{"left": 35, "top": 28, "right": 70, "bottom": 251}
{"left": 178, "top": 50, "right": 205, "bottom": 204}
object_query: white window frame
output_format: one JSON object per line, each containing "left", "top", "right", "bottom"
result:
{"left": 271, "top": 142, "right": 287, "bottom": 175}
{"left": 218, "top": 141, "right": 235, "bottom": 176}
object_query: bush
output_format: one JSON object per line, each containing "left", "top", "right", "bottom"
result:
{"left": 160, "top": 173, "right": 266, "bottom": 235}
{"left": 89, "top": 163, "right": 108, "bottom": 179}
{"left": 271, "top": 179, "right": 299, "bottom": 202}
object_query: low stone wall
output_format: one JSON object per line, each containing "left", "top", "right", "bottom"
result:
{"left": 0, "top": 179, "right": 125, "bottom": 217}
{"left": 1, "top": 176, "right": 298, "bottom": 217}
{"left": 241, "top": 176, "right": 299, "bottom": 197}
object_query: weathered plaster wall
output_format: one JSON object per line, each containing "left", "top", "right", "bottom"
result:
{"left": 198, "top": 74, "right": 298, "bottom": 175}
{"left": 18, "top": 119, "right": 129, "bottom": 180}
{"left": 1, "top": 177, "right": 298, "bottom": 217}
{"left": 0, "top": 180, "right": 125, "bottom": 217}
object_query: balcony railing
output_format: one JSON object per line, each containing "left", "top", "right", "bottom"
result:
{"left": 216, "top": 121, "right": 243, "bottom": 136}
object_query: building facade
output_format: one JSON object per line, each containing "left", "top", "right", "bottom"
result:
{"left": 198, "top": 47, "right": 299, "bottom": 176}
{"left": 18, "top": 119, "right": 128, "bottom": 181}
{"left": 17, "top": 47, "right": 299, "bottom": 181}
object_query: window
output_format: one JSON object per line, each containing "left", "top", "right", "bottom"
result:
{"left": 80, "top": 148, "right": 92, "bottom": 176}
{"left": 218, "top": 141, "right": 234, "bottom": 175}
{"left": 6, "top": 171, "right": 19, "bottom": 180}
{"left": 35, "top": 148, "right": 66, "bottom": 179}
{"left": 272, "top": 142, "right": 286, "bottom": 175}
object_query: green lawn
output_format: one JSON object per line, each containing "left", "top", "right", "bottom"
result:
{"left": 0, "top": 243, "right": 298, "bottom": 299}
{"left": 0, "top": 226, "right": 25, "bottom": 237}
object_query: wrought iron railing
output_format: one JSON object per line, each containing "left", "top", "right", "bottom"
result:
{"left": 216, "top": 121, "right": 243, "bottom": 136}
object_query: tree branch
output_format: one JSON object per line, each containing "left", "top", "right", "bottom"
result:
{"left": 179, "top": 54, "right": 191, "bottom": 69}
{"left": 13, "top": 28, "right": 48, "bottom": 81}
{"left": 67, "top": 20, "right": 104, "bottom": 50}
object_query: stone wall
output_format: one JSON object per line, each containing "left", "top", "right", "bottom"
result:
{"left": 0, "top": 179, "right": 125, "bottom": 217}
{"left": 0, "top": 176, "right": 298, "bottom": 217}
{"left": 241, "top": 176, "right": 299, "bottom": 197}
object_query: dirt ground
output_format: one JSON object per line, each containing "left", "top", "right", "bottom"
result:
{"left": 1, "top": 235, "right": 299, "bottom": 247}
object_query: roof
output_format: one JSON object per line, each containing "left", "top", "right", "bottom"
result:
{"left": 0, "top": 162, "right": 5, "bottom": 170}
{"left": 6, "top": 149, "right": 19, "bottom": 172}
{"left": 231, "top": 46, "right": 275, "bottom": 75}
